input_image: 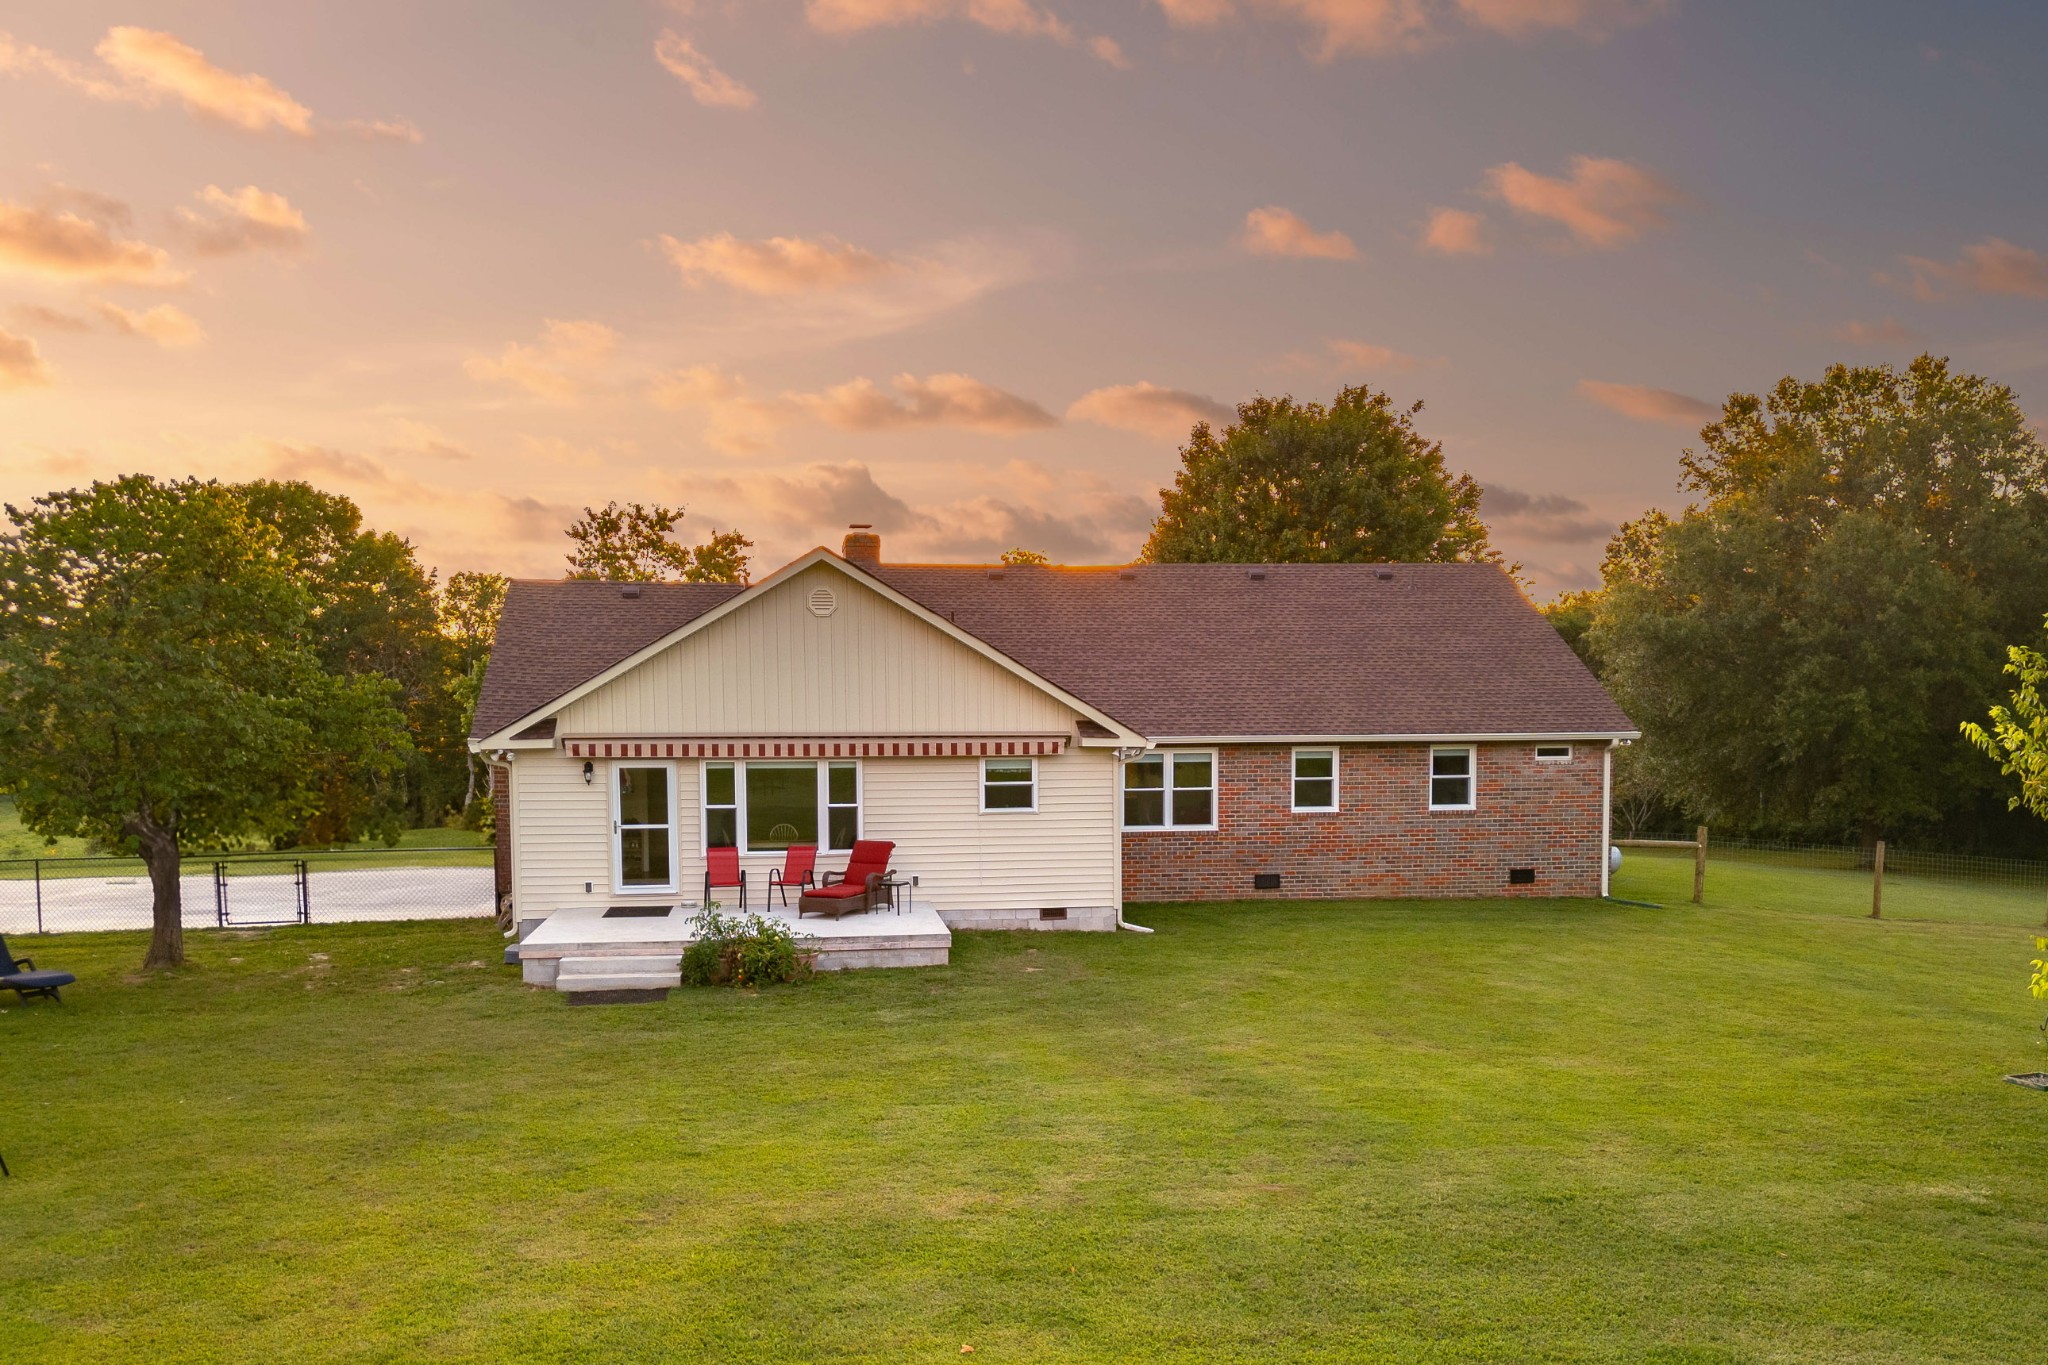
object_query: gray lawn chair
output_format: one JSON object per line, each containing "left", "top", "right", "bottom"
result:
{"left": 0, "top": 935, "right": 76, "bottom": 1003}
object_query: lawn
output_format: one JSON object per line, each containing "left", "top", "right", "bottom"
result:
{"left": 4, "top": 894, "right": 2044, "bottom": 1362}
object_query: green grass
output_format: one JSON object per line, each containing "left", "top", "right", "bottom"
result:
{"left": 1615, "top": 845, "right": 2048, "bottom": 930}
{"left": 4, "top": 895, "right": 2045, "bottom": 1363}
{"left": 0, "top": 794, "right": 92, "bottom": 859}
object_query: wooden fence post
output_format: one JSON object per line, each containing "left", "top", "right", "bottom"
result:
{"left": 1692, "top": 825, "right": 1707, "bottom": 905}
{"left": 1870, "top": 839, "right": 1885, "bottom": 919}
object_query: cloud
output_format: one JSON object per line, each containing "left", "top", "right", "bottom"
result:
{"left": 1, "top": 26, "right": 416, "bottom": 141}
{"left": 10, "top": 303, "right": 92, "bottom": 332}
{"left": 660, "top": 231, "right": 893, "bottom": 295}
{"left": 0, "top": 200, "right": 185, "bottom": 284}
{"left": 1238, "top": 205, "right": 1358, "bottom": 260}
{"left": 93, "top": 301, "right": 206, "bottom": 348}
{"left": 791, "top": 372, "right": 1058, "bottom": 432}
{"left": 1480, "top": 484, "right": 1610, "bottom": 544}
{"left": 0, "top": 325, "right": 52, "bottom": 390}
{"left": 915, "top": 461, "right": 1155, "bottom": 562}
{"left": 654, "top": 30, "right": 757, "bottom": 108}
{"left": 1067, "top": 382, "right": 1233, "bottom": 438}
{"left": 1328, "top": 339, "right": 1429, "bottom": 370}
{"left": 1418, "top": 206, "right": 1489, "bottom": 256}
{"left": 1883, "top": 237, "right": 2048, "bottom": 302}
{"left": 464, "top": 319, "right": 619, "bottom": 403}
{"left": 754, "top": 462, "right": 921, "bottom": 533}
{"left": 1485, "top": 155, "right": 1684, "bottom": 249}
{"left": 1577, "top": 379, "right": 1716, "bottom": 427}
{"left": 95, "top": 26, "right": 312, "bottom": 133}
{"left": 804, "top": 1, "right": 1127, "bottom": 66}
{"left": 653, "top": 366, "right": 1057, "bottom": 452}
{"left": 174, "top": 184, "right": 311, "bottom": 255}
{"left": 654, "top": 231, "right": 1042, "bottom": 344}
{"left": 1153, "top": 0, "right": 1665, "bottom": 58}
{"left": 1831, "top": 317, "right": 1915, "bottom": 345}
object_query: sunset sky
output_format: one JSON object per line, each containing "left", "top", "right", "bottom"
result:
{"left": 3, "top": 1, "right": 2045, "bottom": 595}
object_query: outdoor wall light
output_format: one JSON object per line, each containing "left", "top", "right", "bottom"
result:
{"left": 582, "top": 760, "right": 594, "bottom": 785}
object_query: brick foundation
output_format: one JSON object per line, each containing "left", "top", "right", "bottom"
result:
{"left": 1120, "top": 742, "right": 1605, "bottom": 902}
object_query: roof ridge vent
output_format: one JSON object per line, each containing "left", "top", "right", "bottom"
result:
{"left": 1374, "top": 567, "right": 1394, "bottom": 581}
{"left": 1247, "top": 567, "right": 1267, "bottom": 581}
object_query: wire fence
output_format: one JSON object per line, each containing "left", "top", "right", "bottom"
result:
{"left": 1612, "top": 831, "right": 2048, "bottom": 929}
{"left": 0, "top": 847, "right": 497, "bottom": 936}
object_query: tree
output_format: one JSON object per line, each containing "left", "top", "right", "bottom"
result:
{"left": 565, "top": 501, "right": 752, "bottom": 583}
{"left": 1141, "top": 386, "right": 1494, "bottom": 565}
{"left": 0, "top": 477, "right": 409, "bottom": 967}
{"left": 1000, "top": 547, "right": 1050, "bottom": 566}
{"left": 1963, "top": 619, "right": 2048, "bottom": 822}
{"left": 240, "top": 481, "right": 447, "bottom": 843}
{"left": 438, "top": 571, "right": 508, "bottom": 814}
{"left": 1592, "top": 357, "right": 2048, "bottom": 843}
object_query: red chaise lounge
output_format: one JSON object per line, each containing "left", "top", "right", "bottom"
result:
{"left": 797, "top": 840, "right": 895, "bottom": 919}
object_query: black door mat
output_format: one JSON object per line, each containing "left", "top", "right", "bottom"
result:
{"left": 603, "top": 905, "right": 675, "bottom": 918}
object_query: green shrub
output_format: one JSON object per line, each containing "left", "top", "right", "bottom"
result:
{"left": 679, "top": 908, "right": 814, "bottom": 988}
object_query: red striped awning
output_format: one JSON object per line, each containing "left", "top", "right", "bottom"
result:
{"left": 562, "top": 735, "right": 1069, "bottom": 760}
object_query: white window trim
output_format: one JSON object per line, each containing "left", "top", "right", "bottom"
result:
{"left": 1428, "top": 745, "right": 1477, "bottom": 813}
{"left": 1121, "top": 748, "right": 1219, "bottom": 832}
{"left": 980, "top": 755, "right": 1038, "bottom": 814}
{"left": 1290, "top": 746, "right": 1340, "bottom": 813}
{"left": 1535, "top": 744, "right": 1573, "bottom": 763}
{"left": 700, "top": 759, "right": 863, "bottom": 855}
{"left": 610, "top": 759, "right": 680, "bottom": 895}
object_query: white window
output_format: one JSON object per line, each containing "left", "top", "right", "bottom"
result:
{"left": 981, "top": 757, "right": 1037, "bottom": 812}
{"left": 612, "top": 762, "right": 679, "bottom": 894}
{"left": 1535, "top": 744, "right": 1572, "bottom": 762}
{"left": 1292, "top": 748, "right": 1338, "bottom": 812}
{"left": 1123, "top": 750, "right": 1217, "bottom": 830}
{"left": 1429, "top": 747, "right": 1475, "bottom": 811}
{"left": 702, "top": 760, "right": 861, "bottom": 853}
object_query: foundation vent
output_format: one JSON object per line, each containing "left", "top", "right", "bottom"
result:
{"left": 1040, "top": 907, "right": 1067, "bottom": 921}
{"left": 1508, "top": 868, "right": 1537, "bottom": 885}
{"left": 1253, "top": 873, "right": 1282, "bottom": 891}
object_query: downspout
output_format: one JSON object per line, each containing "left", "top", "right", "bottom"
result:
{"left": 1111, "top": 745, "right": 1153, "bottom": 933}
{"left": 1600, "top": 740, "right": 1614, "bottom": 898}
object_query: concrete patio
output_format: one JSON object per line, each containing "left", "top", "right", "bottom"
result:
{"left": 516, "top": 900, "right": 952, "bottom": 992}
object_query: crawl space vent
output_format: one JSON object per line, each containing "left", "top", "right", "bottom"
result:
{"left": 1508, "top": 868, "right": 1537, "bottom": 886}
{"left": 1253, "top": 873, "right": 1282, "bottom": 891}
{"left": 808, "top": 585, "right": 837, "bottom": 618}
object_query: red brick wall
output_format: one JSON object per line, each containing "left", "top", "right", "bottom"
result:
{"left": 1120, "top": 742, "right": 1606, "bottom": 902}
{"left": 491, "top": 764, "right": 512, "bottom": 903}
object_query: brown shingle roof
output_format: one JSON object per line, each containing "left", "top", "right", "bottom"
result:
{"left": 868, "top": 561, "right": 1632, "bottom": 739}
{"left": 471, "top": 579, "right": 742, "bottom": 740}
{"left": 472, "top": 560, "right": 1633, "bottom": 742}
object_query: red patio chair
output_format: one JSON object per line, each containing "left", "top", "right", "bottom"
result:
{"left": 800, "top": 840, "right": 896, "bottom": 919}
{"left": 704, "top": 845, "right": 746, "bottom": 910}
{"left": 769, "top": 844, "right": 818, "bottom": 908}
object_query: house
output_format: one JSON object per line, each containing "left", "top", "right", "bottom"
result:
{"left": 469, "top": 529, "right": 1635, "bottom": 979}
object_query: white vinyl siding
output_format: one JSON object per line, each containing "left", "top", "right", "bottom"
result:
{"left": 508, "top": 748, "right": 1116, "bottom": 916}
{"left": 555, "top": 563, "right": 1078, "bottom": 737}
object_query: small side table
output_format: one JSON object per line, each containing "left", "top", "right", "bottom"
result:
{"left": 874, "top": 874, "right": 910, "bottom": 915}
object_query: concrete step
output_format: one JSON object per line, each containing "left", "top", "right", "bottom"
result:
{"left": 555, "top": 955, "right": 681, "bottom": 992}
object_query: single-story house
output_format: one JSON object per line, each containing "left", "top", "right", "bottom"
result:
{"left": 470, "top": 529, "right": 1636, "bottom": 945}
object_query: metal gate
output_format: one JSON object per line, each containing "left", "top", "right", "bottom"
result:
{"left": 214, "top": 859, "right": 310, "bottom": 927}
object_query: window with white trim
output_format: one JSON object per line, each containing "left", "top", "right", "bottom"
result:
{"left": 1429, "top": 746, "right": 1475, "bottom": 811}
{"left": 613, "top": 762, "right": 678, "bottom": 893}
{"left": 1292, "top": 748, "right": 1337, "bottom": 812}
{"left": 1535, "top": 744, "right": 1572, "bottom": 762}
{"left": 981, "top": 757, "right": 1036, "bottom": 812}
{"left": 703, "top": 760, "right": 861, "bottom": 853}
{"left": 1123, "top": 750, "right": 1217, "bottom": 829}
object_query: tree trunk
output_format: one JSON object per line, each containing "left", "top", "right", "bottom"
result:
{"left": 126, "top": 812, "right": 184, "bottom": 968}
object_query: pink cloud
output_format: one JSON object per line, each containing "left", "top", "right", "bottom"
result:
{"left": 1418, "top": 206, "right": 1489, "bottom": 256}
{"left": 1884, "top": 237, "right": 2048, "bottom": 302}
{"left": 1239, "top": 205, "right": 1358, "bottom": 260}
{"left": 1578, "top": 379, "right": 1716, "bottom": 427}
{"left": 0, "top": 199, "right": 185, "bottom": 285}
{"left": 1153, "top": 0, "right": 1666, "bottom": 58}
{"left": 1067, "top": 382, "right": 1232, "bottom": 438}
{"left": 1486, "top": 155, "right": 1684, "bottom": 249}
{"left": 0, "top": 325, "right": 52, "bottom": 389}
{"left": 659, "top": 231, "right": 894, "bottom": 295}
{"left": 654, "top": 31, "right": 757, "bottom": 109}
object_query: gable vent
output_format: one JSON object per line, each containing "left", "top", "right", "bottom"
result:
{"left": 808, "top": 585, "right": 837, "bottom": 618}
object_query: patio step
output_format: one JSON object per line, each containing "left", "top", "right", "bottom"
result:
{"left": 554, "top": 955, "right": 681, "bottom": 993}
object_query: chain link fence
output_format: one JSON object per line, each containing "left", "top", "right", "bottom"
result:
{"left": 1611, "top": 832, "right": 2048, "bottom": 928}
{"left": 0, "top": 847, "right": 496, "bottom": 936}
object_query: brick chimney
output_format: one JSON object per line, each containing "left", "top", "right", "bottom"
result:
{"left": 842, "top": 524, "right": 881, "bottom": 566}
